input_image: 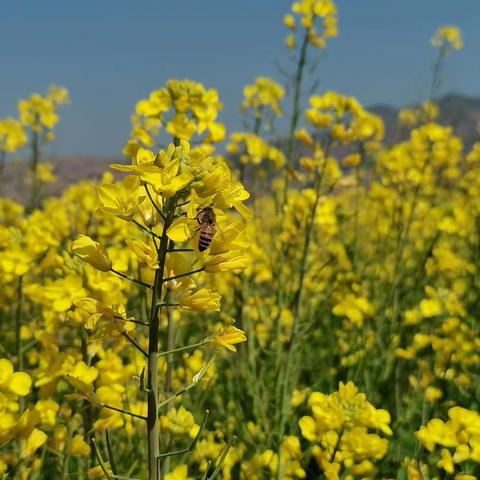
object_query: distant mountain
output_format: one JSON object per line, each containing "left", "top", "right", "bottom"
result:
{"left": 370, "top": 93, "right": 480, "bottom": 149}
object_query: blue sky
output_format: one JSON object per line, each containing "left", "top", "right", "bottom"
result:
{"left": 1, "top": 0, "right": 479, "bottom": 156}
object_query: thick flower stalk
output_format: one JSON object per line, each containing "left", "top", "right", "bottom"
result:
{"left": 73, "top": 140, "right": 250, "bottom": 479}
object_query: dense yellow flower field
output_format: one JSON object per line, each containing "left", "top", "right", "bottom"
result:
{"left": 0, "top": 1, "right": 478, "bottom": 479}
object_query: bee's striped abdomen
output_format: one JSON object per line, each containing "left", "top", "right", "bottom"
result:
{"left": 196, "top": 207, "right": 217, "bottom": 252}
{"left": 199, "top": 230, "right": 215, "bottom": 251}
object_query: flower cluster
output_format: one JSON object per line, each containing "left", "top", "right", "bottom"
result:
{"left": 284, "top": 0, "right": 338, "bottom": 49}
{"left": 298, "top": 382, "right": 392, "bottom": 479}
{"left": 242, "top": 77, "right": 285, "bottom": 118}
{"left": 416, "top": 407, "right": 480, "bottom": 476}
{"left": 0, "top": 118, "right": 27, "bottom": 154}
{"left": 18, "top": 84, "right": 69, "bottom": 137}
{"left": 431, "top": 25, "right": 463, "bottom": 51}
{"left": 124, "top": 79, "right": 225, "bottom": 157}
{"left": 305, "top": 91, "right": 384, "bottom": 146}
{"left": 227, "top": 133, "right": 286, "bottom": 169}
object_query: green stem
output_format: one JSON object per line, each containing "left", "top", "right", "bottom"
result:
{"left": 430, "top": 45, "right": 446, "bottom": 100}
{"left": 277, "top": 140, "right": 331, "bottom": 479}
{"left": 105, "top": 430, "right": 118, "bottom": 477}
{"left": 28, "top": 129, "right": 40, "bottom": 210}
{"left": 99, "top": 403, "right": 147, "bottom": 421}
{"left": 282, "top": 29, "right": 309, "bottom": 209}
{"left": 132, "top": 219, "right": 162, "bottom": 240}
{"left": 157, "top": 339, "right": 208, "bottom": 358}
{"left": 121, "top": 332, "right": 148, "bottom": 358}
{"left": 146, "top": 196, "right": 177, "bottom": 480}
{"left": 60, "top": 425, "right": 74, "bottom": 480}
{"left": 111, "top": 268, "right": 153, "bottom": 289}
{"left": 145, "top": 184, "right": 166, "bottom": 222}
{"left": 162, "top": 268, "right": 204, "bottom": 283}
{"left": 92, "top": 438, "right": 112, "bottom": 480}
{"left": 80, "top": 328, "right": 95, "bottom": 470}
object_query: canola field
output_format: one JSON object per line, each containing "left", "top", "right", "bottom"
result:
{"left": 0, "top": 1, "right": 478, "bottom": 479}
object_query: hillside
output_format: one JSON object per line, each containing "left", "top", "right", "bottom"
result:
{"left": 370, "top": 93, "right": 480, "bottom": 148}
{"left": 2, "top": 93, "right": 479, "bottom": 201}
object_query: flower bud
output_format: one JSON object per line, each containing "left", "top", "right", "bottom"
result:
{"left": 72, "top": 235, "right": 112, "bottom": 272}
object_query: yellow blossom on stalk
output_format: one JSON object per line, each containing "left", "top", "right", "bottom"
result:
{"left": 295, "top": 128, "right": 313, "bottom": 146}
{"left": 241, "top": 449, "right": 278, "bottom": 478}
{"left": 130, "top": 239, "right": 158, "bottom": 269}
{"left": 242, "top": 77, "right": 285, "bottom": 117}
{"left": 41, "top": 274, "right": 87, "bottom": 312}
{"left": 284, "top": 13, "right": 296, "bottom": 29}
{"left": 69, "top": 434, "right": 91, "bottom": 456}
{"left": 36, "top": 162, "right": 57, "bottom": 183}
{"left": 112, "top": 145, "right": 194, "bottom": 198}
{"left": 88, "top": 464, "right": 112, "bottom": 479}
{"left": 72, "top": 234, "right": 112, "bottom": 272}
{"left": 96, "top": 175, "right": 146, "bottom": 220}
{"left": 416, "top": 406, "right": 480, "bottom": 473}
{"left": 0, "top": 118, "right": 27, "bottom": 153}
{"left": 20, "top": 429, "right": 47, "bottom": 459}
{"left": 332, "top": 294, "right": 374, "bottom": 327}
{"left": 298, "top": 382, "right": 391, "bottom": 476}
{"left": 18, "top": 84, "right": 69, "bottom": 133}
{"left": 204, "top": 251, "right": 249, "bottom": 272}
{"left": 431, "top": 25, "right": 463, "bottom": 51}
{"left": 179, "top": 289, "right": 221, "bottom": 311}
{"left": 165, "top": 465, "right": 190, "bottom": 480}
{"left": 73, "top": 297, "right": 129, "bottom": 331}
{"left": 160, "top": 406, "right": 199, "bottom": 438}
{"left": 227, "top": 133, "right": 286, "bottom": 169}
{"left": 399, "top": 100, "right": 439, "bottom": 128}
{"left": 0, "top": 358, "right": 32, "bottom": 397}
{"left": 124, "top": 79, "right": 225, "bottom": 153}
{"left": 209, "top": 326, "right": 247, "bottom": 352}
{"left": 306, "top": 92, "right": 384, "bottom": 145}
{"left": 286, "top": 0, "right": 338, "bottom": 50}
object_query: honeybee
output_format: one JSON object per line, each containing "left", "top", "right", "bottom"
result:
{"left": 196, "top": 207, "right": 217, "bottom": 252}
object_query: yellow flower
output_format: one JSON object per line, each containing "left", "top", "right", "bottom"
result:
{"left": 284, "top": 14, "right": 296, "bottom": 29}
{"left": 165, "top": 465, "right": 190, "bottom": 480}
{"left": 179, "top": 289, "right": 221, "bottom": 311}
{"left": 36, "top": 162, "right": 57, "bottom": 183}
{"left": 295, "top": 128, "right": 313, "bottom": 146}
{"left": 69, "top": 361, "right": 99, "bottom": 385}
{"left": 425, "top": 386, "right": 442, "bottom": 403}
{"left": 160, "top": 406, "right": 199, "bottom": 438}
{"left": 416, "top": 418, "right": 458, "bottom": 452}
{"left": 42, "top": 274, "right": 87, "bottom": 312}
{"left": 0, "top": 117, "right": 27, "bottom": 153}
{"left": 437, "top": 448, "right": 455, "bottom": 474}
{"left": 130, "top": 239, "right": 158, "bottom": 269}
{"left": 96, "top": 175, "right": 146, "bottom": 221}
{"left": 17, "top": 409, "right": 41, "bottom": 439}
{"left": 21, "top": 428, "right": 47, "bottom": 459}
{"left": 69, "top": 435, "right": 91, "bottom": 456}
{"left": 204, "top": 251, "right": 249, "bottom": 272}
{"left": 167, "top": 216, "right": 191, "bottom": 242}
{"left": 431, "top": 25, "right": 463, "bottom": 50}
{"left": 242, "top": 77, "right": 285, "bottom": 117}
{"left": 0, "top": 358, "right": 32, "bottom": 397}
{"left": 209, "top": 326, "right": 247, "bottom": 352}
{"left": 72, "top": 234, "right": 112, "bottom": 272}
{"left": 114, "top": 144, "right": 194, "bottom": 198}
{"left": 88, "top": 464, "right": 112, "bottom": 478}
